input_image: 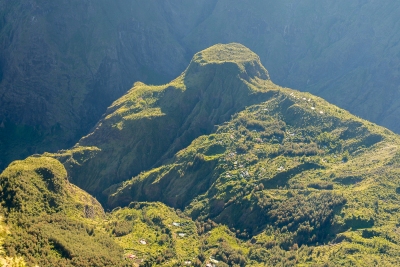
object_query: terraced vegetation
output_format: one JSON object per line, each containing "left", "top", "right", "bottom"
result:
{"left": 2, "top": 44, "right": 400, "bottom": 266}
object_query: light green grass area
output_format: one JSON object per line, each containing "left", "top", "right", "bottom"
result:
{"left": 106, "top": 203, "right": 200, "bottom": 265}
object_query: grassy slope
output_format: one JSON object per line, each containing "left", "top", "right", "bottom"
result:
{"left": 106, "top": 84, "right": 400, "bottom": 266}
{"left": 0, "top": 157, "right": 226, "bottom": 266}
{"left": 105, "top": 202, "right": 200, "bottom": 266}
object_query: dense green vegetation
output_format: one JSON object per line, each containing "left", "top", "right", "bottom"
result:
{"left": 0, "top": 157, "right": 130, "bottom": 266}
{"left": 0, "top": 216, "right": 25, "bottom": 266}
{"left": 2, "top": 44, "right": 400, "bottom": 266}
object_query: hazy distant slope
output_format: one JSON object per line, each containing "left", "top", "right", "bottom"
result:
{"left": 0, "top": 0, "right": 215, "bottom": 170}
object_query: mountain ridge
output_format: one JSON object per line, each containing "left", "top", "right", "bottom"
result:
{"left": 50, "top": 43, "right": 278, "bottom": 198}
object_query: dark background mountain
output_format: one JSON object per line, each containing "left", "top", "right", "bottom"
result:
{"left": 1, "top": 0, "right": 400, "bottom": 169}
{"left": 0, "top": 0, "right": 216, "bottom": 169}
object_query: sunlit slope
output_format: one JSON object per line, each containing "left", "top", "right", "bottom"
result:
{"left": 38, "top": 43, "right": 400, "bottom": 265}
{"left": 0, "top": 157, "right": 129, "bottom": 266}
{"left": 105, "top": 202, "right": 202, "bottom": 266}
{"left": 101, "top": 44, "right": 400, "bottom": 265}
{"left": 0, "top": 157, "right": 208, "bottom": 266}
{"left": 107, "top": 84, "right": 400, "bottom": 231}
{"left": 50, "top": 43, "right": 278, "bottom": 197}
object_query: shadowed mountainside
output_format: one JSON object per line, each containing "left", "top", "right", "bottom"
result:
{"left": 0, "top": 0, "right": 217, "bottom": 169}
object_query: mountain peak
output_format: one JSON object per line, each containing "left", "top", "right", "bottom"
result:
{"left": 186, "top": 43, "right": 270, "bottom": 80}
{"left": 193, "top": 43, "right": 258, "bottom": 65}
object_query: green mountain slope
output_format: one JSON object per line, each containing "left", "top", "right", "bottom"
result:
{"left": 100, "top": 44, "right": 400, "bottom": 265}
{"left": 49, "top": 44, "right": 276, "bottom": 198}
{"left": 3, "top": 43, "right": 400, "bottom": 266}
{"left": 40, "top": 43, "right": 400, "bottom": 265}
{"left": 106, "top": 74, "right": 400, "bottom": 257}
{"left": 0, "top": 156, "right": 225, "bottom": 266}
